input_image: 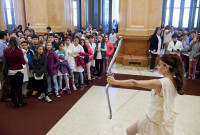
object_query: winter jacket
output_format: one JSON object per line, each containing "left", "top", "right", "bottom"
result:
{"left": 32, "top": 53, "right": 47, "bottom": 77}
{"left": 149, "top": 34, "right": 159, "bottom": 52}
{"left": 46, "top": 50, "right": 60, "bottom": 75}
{"left": 83, "top": 45, "right": 89, "bottom": 64}
{"left": 94, "top": 42, "right": 107, "bottom": 59}
{"left": 106, "top": 40, "right": 114, "bottom": 57}
{"left": 75, "top": 56, "right": 85, "bottom": 68}
{"left": 26, "top": 48, "right": 34, "bottom": 70}
{"left": 29, "top": 44, "right": 37, "bottom": 53}
{"left": 87, "top": 45, "right": 94, "bottom": 62}
{"left": 58, "top": 55, "right": 72, "bottom": 75}
{"left": 4, "top": 48, "right": 26, "bottom": 70}
{"left": 78, "top": 52, "right": 89, "bottom": 57}
{"left": 188, "top": 42, "right": 200, "bottom": 60}
{"left": 52, "top": 40, "right": 58, "bottom": 50}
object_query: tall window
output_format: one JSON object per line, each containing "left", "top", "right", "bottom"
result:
{"left": 101, "top": 0, "right": 109, "bottom": 33}
{"left": 73, "top": 0, "right": 78, "bottom": 28}
{"left": 172, "top": 0, "right": 181, "bottom": 27}
{"left": 182, "top": 0, "right": 191, "bottom": 27}
{"left": 162, "top": 0, "right": 199, "bottom": 29}
{"left": 4, "top": 0, "right": 15, "bottom": 31}
{"left": 112, "top": 0, "right": 119, "bottom": 32}
{"left": 165, "top": 0, "right": 170, "bottom": 25}
{"left": 5, "top": 0, "right": 13, "bottom": 24}
{"left": 194, "top": 0, "right": 199, "bottom": 27}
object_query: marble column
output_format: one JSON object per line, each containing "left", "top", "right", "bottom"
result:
{"left": 64, "top": 0, "right": 74, "bottom": 32}
{"left": 13, "top": 0, "right": 26, "bottom": 29}
{"left": 0, "top": 0, "right": 6, "bottom": 30}
{"left": 24, "top": 0, "right": 74, "bottom": 33}
{"left": 117, "top": 0, "right": 163, "bottom": 67}
{"left": 81, "top": 0, "right": 86, "bottom": 28}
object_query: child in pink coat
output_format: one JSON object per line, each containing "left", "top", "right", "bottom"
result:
{"left": 104, "top": 34, "right": 114, "bottom": 74}
{"left": 85, "top": 39, "right": 94, "bottom": 83}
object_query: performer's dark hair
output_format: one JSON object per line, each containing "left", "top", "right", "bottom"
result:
{"left": 160, "top": 54, "right": 185, "bottom": 95}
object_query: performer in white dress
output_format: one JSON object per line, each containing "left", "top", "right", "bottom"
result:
{"left": 107, "top": 53, "right": 184, "bottom": 135}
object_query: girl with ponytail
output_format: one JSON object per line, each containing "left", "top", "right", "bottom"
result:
{"left": 107, "top": 53, "right": 184, "bottom": 135}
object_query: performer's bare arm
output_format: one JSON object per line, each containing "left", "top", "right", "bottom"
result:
{"left": 107, "top": 77, "right": 162, "bottom": 94}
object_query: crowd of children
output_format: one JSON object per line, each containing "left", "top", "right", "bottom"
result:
{"left": 149, "top": 25, "right": 200, "bottom": 80}
{"left": 2, "top": 23, "right": 199, "bottom": 107}
{"left": 0, "top": 25, "right": 116, "bottom": 105}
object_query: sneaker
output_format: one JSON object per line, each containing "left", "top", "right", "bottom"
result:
{"left": 56, "top": 93, "right": 61, "bottom": 98}
{"left": 92, "top": 76, "right": 96, "bottom": 79}
{"left": 23, "top": 94, "right": 28, "bottom": 98}
{"left": 26, "top": 89, "right": 32, "bottom": 95}
{"left": 67, "top": 89, "right": 72, "bottom": 95}
{"left": 73, "top": 84, "right": 77, "bottom": 90}
{"left": 32, "top": 91, "right": 38, "bottom": 96}
{"left": 12, "top": 103, "right": 19, "bottom": 108}
{"left": 88, "top": 80, "right": 91, "bottom": 84}
{"left": 75, "top": 83, "right": 79, "bottom": 88}
{"left": 192, "top": 76, "right": 195, "bottom": 80}
{"left": 1, "top": 98, "right": 11, "bottom": 102}
{"left": 48, "top": 92, "right": 52, "bottom": 95}
{"left": 63, "top": 87, "right": 68, "bottom": 91}
{"left": 59, "top": 89, "right": 63, "bottom": 95}
{"left": 184, "top": 72, "right": 187, "bottom": 77}
{"left": 149, "top": 69, "right": 154, "bottom": 72}
{"left": 98, "top": 75, "right": 102, "bottom": 79}
{"left": 45, "top": 96, "right": 52, "bottom": 103}
{"left": 38, "top": 93, "right": 45, "bottom": 99}
{"left": 80, "top": 85, "right": 84, "bottom": 90}
{"left": 188, "top": 76, "right": 191, "bottom": 80}
{"left": 19, "top": 102, "right": 27, "bottom": 107}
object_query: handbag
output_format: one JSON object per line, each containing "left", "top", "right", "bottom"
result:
{"left": 2, "top": 49, "right": 9, "bottom": 76}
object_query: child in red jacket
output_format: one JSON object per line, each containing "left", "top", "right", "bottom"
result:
{"left": 74, "top": 37, "right": 85, "bottom": 90}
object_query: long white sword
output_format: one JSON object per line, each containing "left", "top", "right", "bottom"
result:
{"left": 106, "top": 36, "right": 123, "bottom": 119}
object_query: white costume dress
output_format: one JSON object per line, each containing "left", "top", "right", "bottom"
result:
{"left": 137, "top": 78, "right": 177, "bottom": 135}
{"left": 167, "top": 40, "right": 183, "bottom": 56}
{"left": 64, "top": 44, "right": 76, "bottom": 70}
{"left": 74, "top": 44, "right": 85, "bottom": 72}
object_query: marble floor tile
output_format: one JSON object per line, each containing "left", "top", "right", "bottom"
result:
{"left": 47, "top": 86, "right": 200, "bottom": 135}
{"left": 112, "top": 63, "right": 163, "bottom": 77}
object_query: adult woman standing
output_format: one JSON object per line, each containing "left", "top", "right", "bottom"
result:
{"left": 149, "top": 27, "right": 162, "bottom": 72}
{"left": 163, "top": 25, "right": 174, "bottom": 53}
{"left": 4, "top": 37, "right": 26, "bottom": 108}
{"left": 107, "top": 54, "right": 184, "bottom": 135}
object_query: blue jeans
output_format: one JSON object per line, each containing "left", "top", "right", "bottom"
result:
{"left": 47, "top": 75, "right": 59, "bottom": 93}
{"left": 58, "top": 75, "right": 69, "bottom": 89}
